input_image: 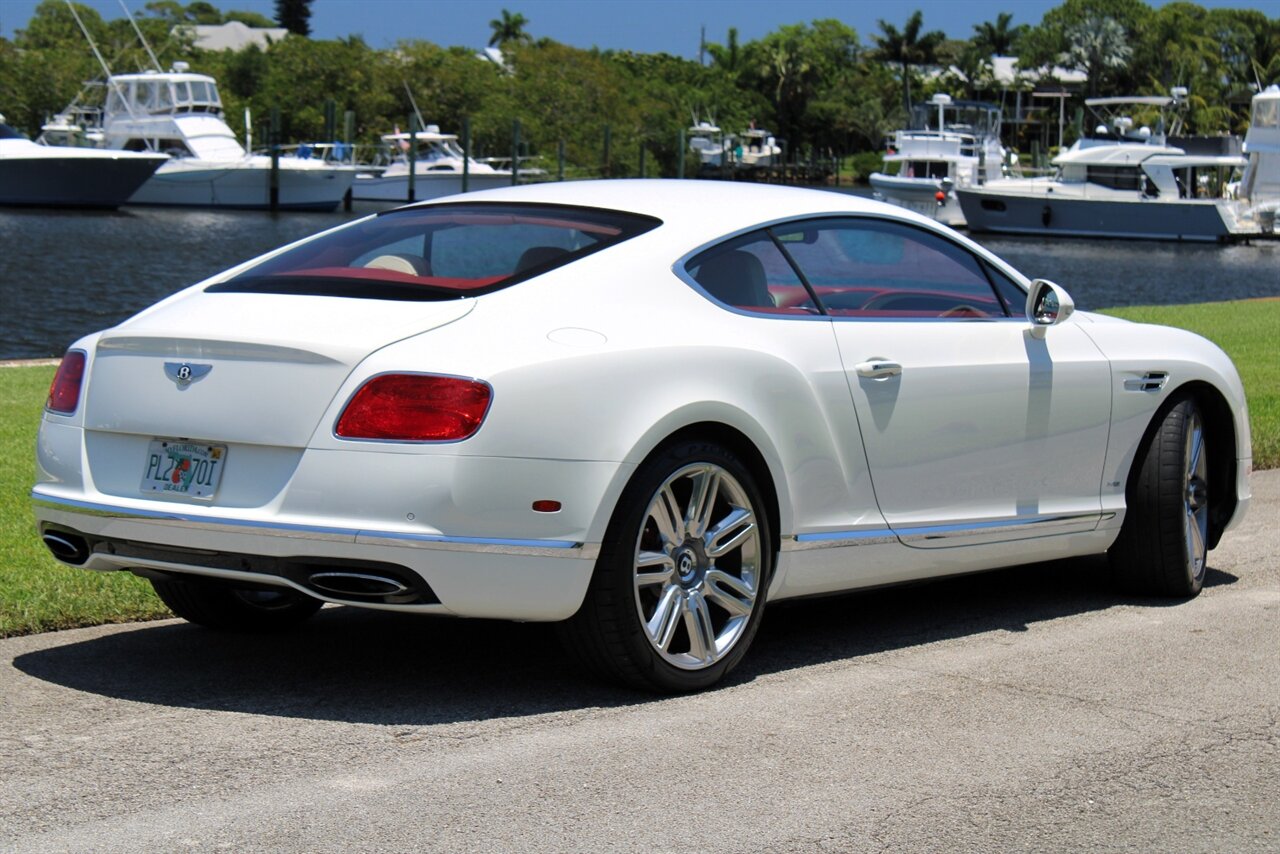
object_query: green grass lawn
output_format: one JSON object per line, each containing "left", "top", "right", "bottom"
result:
{"left": 0, "top": 365, "right": 168, "bottom": 637}
{"left": 1099, "top": 300, "right": 1280, "bottom": 471}
{"left": 1, "top": 298, "right": 1276, "bottom": 637}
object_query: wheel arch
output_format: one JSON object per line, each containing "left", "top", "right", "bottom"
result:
{"left": 1126, "top": 381, "right": 1238, "bottom": 550}
{"left": 591, "top": 413, "right": 787, "bottom": 567}
{"left": 644, "top": 421, "right": 782, "bottom": 562}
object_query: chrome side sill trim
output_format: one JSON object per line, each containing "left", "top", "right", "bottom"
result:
{"left": 785, "top": 529, "right": 900, "bottom": 551}
{"left": 895, "top": 512, "right": 1104, "bottom": 543}
{"left": 784, "top": 511, "right": 1109, "bottom": 551}
{"left": 32, "top": 491, "right": 600, "bottom": 560}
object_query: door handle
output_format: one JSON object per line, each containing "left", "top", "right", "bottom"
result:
{"left": 854, "top": 359, "right": 902, "bottom": 379}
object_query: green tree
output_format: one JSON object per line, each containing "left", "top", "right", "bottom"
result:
{"left": 1016, "top": 0, "right": 1152, "bottom": 95}
{"left": 274, "top": 0, "right": 311, "bottom": 37}
{"left": 488, "top": 10, "right": 529, "bottom": 48}
{"left": 971, "top": 12, "right": 1026, "bottom": 56}
{"left": 706, "top": 27, "right": 740, "bottom": 74}
{"left": 735, "top": 20, "right": 860, "bottom": 149}
{"left": 1066, "top": 14, "right": 1132, "bottom": 97}
{"left": 872, "top": 11, "right": 945, "bottom": 113}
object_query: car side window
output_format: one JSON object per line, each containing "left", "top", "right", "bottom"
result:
{"left": 775, "top": 218, "right": 1008, "bottom": 319}
{"left": 982, "top": 259, "right": 1029, "bottom": 318}
{"left": 685, "top": 231, "right": 818, "bottom": 315}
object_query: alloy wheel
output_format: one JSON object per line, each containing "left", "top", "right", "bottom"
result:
{"left": 632, "top": 462, "right": 761, "bottom": 670}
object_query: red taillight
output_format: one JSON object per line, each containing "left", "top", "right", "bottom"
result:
{"left": 46, "top": 351, "right": 86, "bottom": 415}
{"left": 335, "top": 374, "right": 492, "bottom": 441}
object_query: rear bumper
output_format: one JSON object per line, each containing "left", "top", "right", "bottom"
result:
{"left": 32, "top": 490, "right": 600, "bottom": 621}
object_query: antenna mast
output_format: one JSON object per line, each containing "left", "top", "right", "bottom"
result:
{"left": 66, "top": 0, "right": 115, "bottom": 82}
{"left": 64, "top": 0, "right": 141, "bottom": 123}
{"left": 403, "top": 81, "right": 427, "bottom": 131}
{"left": 119, "top": 0, "right": 162, "bottom": 72}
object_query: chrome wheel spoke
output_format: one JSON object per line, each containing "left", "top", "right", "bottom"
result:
{"left": 1182, "top": 412, "right": 1208, "bottom": 573}
{"left": 635, "top": 551, "right": 676, "bottom": 587}
{"left": 1185, "top": 505, "right": 1206, "bottom": 567}
{"left": 651, "top": 486, "right": 683, "bottom": 548}
{"left": 646, "top": 586, "right": 683, "bottom": 651}
{"left": 683, "top": 591, "right": 717, "bottom": 663}
{"left": 705, "top": 507, "right": 755, "bottom": 559}
{"left": 704, "top": 569, "right": 755, "bottom": 617}
{"left": 1188, "top": 423, "right": 1205, "bottom": 482}
{"left": 686, "top": 467, "right": 720, "bottom": 539}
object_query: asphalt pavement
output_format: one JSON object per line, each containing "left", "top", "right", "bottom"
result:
{"left": 2, "top": 471, "right": 1277, "bottom": 852}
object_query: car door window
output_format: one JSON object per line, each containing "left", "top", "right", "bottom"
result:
{"left": 981, "top": 259, "right": 1029, "bottom": 317}
{"left": 775, "top": 218, "right": 1008, "bottom": 318}
{"left": 685, "top": 231, "right": 818, "bottom": 315}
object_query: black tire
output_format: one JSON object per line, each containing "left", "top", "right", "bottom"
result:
{"left": 151, "top": 576, "right": 324, "bottom": 631}
{"left": 1109, "top": 396, "right": 1210, "bottom": 597}
{"left": 560, "top": 440, "right": 773, "bottom": 693}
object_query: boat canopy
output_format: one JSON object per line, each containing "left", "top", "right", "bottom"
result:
{"left": 1085, "top": 96, "right": 1174, "bottom": 108}
{"left": 908, "top": 101, "right": 1000, "bottom": 136}
{"left": 105, "top": 72, "right": 223, "bottom": 118}
{"left": 1053, "top": 144, "right": 1188, "bottom": 166}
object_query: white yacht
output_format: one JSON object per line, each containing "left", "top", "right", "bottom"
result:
{"left": 0, "top": 113, "right": 166, "bottom": 208}
{"left": 870, "top": 94, "right": 1005, "bottom": 227}
{"left": 734, "top": 127, "right": 781, "bottom": 172}
{"left": 72, "top": 64, "right": 355, "bottom": 210}
{"left": 350, "top": 126, "right": 512, "bottom": 202}
{"left": 688, "top": 121, "right": 732, "bottom": 173}
{"left": 957, "top": 95, "right": 1246, "bottom": 241}
{"left": 1236, "top": 85, "right": 1280, "bottom": 232}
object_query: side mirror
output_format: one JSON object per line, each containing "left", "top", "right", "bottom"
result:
{"left": 1026, "top": 279, "right": 1075, "bottom": 327}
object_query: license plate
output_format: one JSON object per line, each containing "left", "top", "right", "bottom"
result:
{"left": 141, "top": 439, "right": 226, "bottom": 499}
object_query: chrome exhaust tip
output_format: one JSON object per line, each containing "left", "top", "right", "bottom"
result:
{"left": 43, "top": 532, "right": 90, "bottom": 566}
{"left": 307, "top": 571, "right": 411, "bottom": 599}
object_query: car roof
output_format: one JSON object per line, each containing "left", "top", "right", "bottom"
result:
{"left": 407, "top": 179, "right": 938, "bottom": 247}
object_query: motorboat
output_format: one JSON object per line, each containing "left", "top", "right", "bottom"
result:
{"left": 350, "top": 126, "right": 512, "bottom": 202}
{"left": 52, "top": 64, "right": 356, "bottom": 210}
{"left": 957, "top": 93, "right": 1247, "bottom": 241}
{"left": 869, "top": 94, "right": 1005, "bottom": 227}
{"left": 1235, "top": 85, "right": 1280, "bottom": 233}
{"left": 688, "top": 120, "right": 732, "bottom": 174}
{"left": 734, "top": 127, "right": 781, "bottom": 172}
{"left": 0, "top": 112, "right": 166, "bottom": 208}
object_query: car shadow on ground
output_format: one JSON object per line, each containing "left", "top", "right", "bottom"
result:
{"left": 13, "top": 557, "right": 1236, "bottom": 727}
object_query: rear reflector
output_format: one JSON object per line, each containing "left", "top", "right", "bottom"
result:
{"left": 335, "top": 373, "right": 492, "bottom": 441}
{"left": 46, "top": 350, "right": 87, "bottom": 415}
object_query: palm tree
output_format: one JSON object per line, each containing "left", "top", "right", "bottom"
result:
{"left": 1066, "top": 15, "right": 1132, "bottom": 98}
{"left": 972, "top": 12, "right": 1027, "bottom": 57}
{"left": 873, "top": 11, "right": 946, "bottom": 113}
{"left": 488, "top": 9, "right": 529, "bottom": 48}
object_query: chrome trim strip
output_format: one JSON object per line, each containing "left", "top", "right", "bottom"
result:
{"left": 894, "top": 512, "right": 1101, "bottom": 543}
{"left": 785, "top": 529, "right": 899, "bottom": 551}
{"left": 31, "top": 491, "right": 598, "bottom": 559}
{"left": 96, "top": 337, "right": 341, "bottom": 365}
{"left": 784, "top": 511, "right": 1105, "bottom": 551}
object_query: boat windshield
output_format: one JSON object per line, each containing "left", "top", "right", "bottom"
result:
{"left": 909, "top": 103, "right": 1000, "bottom": 136}
{"left": 106, "top": 76, "right": 222, "bottom": 116}
{"left": 209, "top": 203, "right": 662, "bottom": 301}
{"left": 1254, "top": 96, "right": 1279, "bottom": 130}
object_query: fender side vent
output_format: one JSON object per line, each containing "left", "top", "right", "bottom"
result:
{"left": 1124, "top": 371, "right": 1169, "bottom": 393}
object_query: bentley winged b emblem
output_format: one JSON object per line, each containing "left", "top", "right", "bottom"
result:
{"left": 164, "top": 362, "right": 213, "bottom": 389}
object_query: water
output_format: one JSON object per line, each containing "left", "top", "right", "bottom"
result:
{"left": 2, "top": 203, "right": 1278, "bottom": 360}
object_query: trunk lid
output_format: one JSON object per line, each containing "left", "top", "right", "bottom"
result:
{"left": 85, "top": 291, "right": 474, "bottom": 447}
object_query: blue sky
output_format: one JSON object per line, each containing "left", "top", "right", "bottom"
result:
{"left": 2, "top": 0, "right": 1278, "bottom": 55}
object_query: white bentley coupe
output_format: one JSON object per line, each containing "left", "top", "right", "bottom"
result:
{"left": 33, "top": 181, "right": 1251, "bottom": 692}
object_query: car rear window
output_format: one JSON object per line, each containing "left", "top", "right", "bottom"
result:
{"left": 208, "top": 203, "right": 661, "bottom": 301}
